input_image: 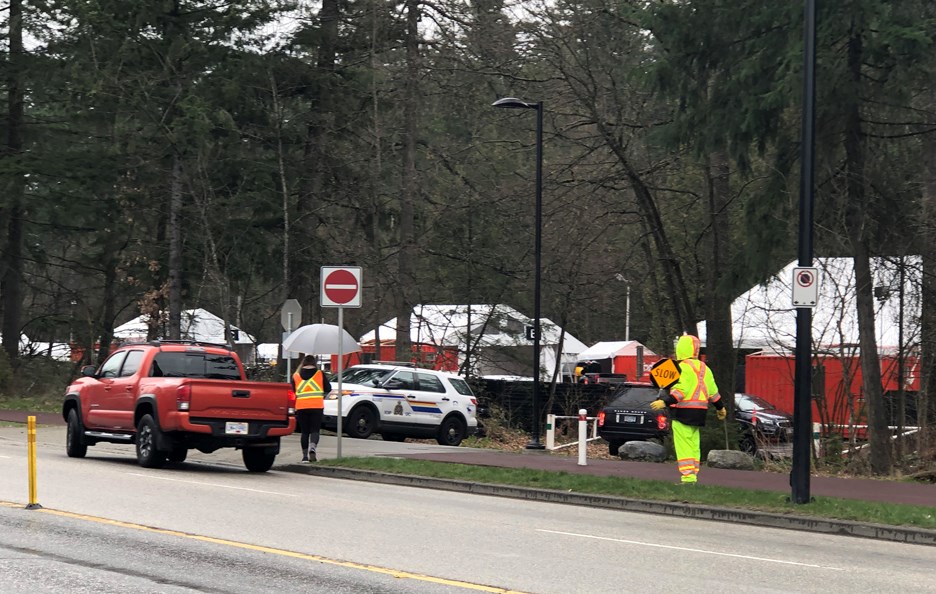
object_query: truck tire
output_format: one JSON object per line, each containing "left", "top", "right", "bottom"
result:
{"left": 436, "top": 415, "right": 467, "bottom": 446}
{"left": 242, "top": 448, "right": 276, "bottom": 472}
{"left": 345, "top": 405, "right": 377, "bottom": 439}
{"left": 608, "top": 440, "right": 624, "bottom": 456}
{"left": 136, "top": 414, "right": 167, "bottom": 468}
{"left": 66, "top": 409, "right": 88, "bottom": 458}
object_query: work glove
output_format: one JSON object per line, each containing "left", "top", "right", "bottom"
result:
{"left": 716, "top": 408, "right": 727, "bottom": 421}
{"left": 649, "top": 400, "right": 666, "bottom": 411}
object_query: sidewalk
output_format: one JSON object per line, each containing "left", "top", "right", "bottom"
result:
{"left": 0, "top": 410, "right": 64, "bottom": 426}
{"left": 3, "top": 408, "right": 934, "bottom": 507}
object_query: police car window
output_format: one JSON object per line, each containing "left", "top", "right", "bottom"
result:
{"left": 340, "top": 367, "right": 391, "bottom": 385}
{"left": 416, "top": 372, "right": 445, "bottom": 393}
{"left": 119, "top": 350, "right": 145, "bottom": 377}
{"left": 151, "top": 353, "right": 241, "bottom": 380}
{"left": 389, "top": 371, "right": 416, "bottom": 390}
{"left": 448, "top": 378, "right": 474, "bottom": 396}
{"left": 99, "top": 352, "right": 128, "bottom": 379}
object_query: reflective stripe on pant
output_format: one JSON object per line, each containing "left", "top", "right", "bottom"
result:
{"left": 671, "top": 420, "right": 700, "bottom": 483}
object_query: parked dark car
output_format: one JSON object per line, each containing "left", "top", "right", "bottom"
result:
{"left": 597, "top": 383, "right": 669, "bottom": 456}
{"left": 734, "top": 392, "right": 793, "bottom": 454}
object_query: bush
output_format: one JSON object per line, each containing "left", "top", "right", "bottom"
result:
{"left": 0, "top": 349, "right": 11, "bottom": 393}
{"left": 0, "top": 355, "right": 74, "bottom": 412}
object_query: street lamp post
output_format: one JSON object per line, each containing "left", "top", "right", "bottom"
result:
{"left": 493, "top": 96, "right": 545, "bottom": 450}
{"left": 615, "top": 274, "right": 631, "bottom": 341}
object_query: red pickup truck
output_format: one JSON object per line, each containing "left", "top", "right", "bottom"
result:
{"left": 62, "top": 341, "right": 296, "bottom": 472}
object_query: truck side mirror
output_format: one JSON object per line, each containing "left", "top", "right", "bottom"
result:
{"left": 81, "top": 365, "right": 97, "bottom": 378}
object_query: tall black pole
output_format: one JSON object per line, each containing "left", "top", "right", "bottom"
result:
{"left": 528, "top": 101, "right": 545, "bottom": 450}
{"left": 792, "top": 0, "right": 817, "bottom": 504}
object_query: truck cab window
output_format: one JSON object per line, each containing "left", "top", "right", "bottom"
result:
{"left": 119, "top": 350, "right": 145, "bottom": 377}
{"left": 99, "top": 352, "right": 128, "bottom": 379}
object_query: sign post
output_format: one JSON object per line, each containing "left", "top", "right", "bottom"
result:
{"left": 321, "top": 266, "right": 362, "bottom": 459}
{"left": 281, "top": 299, "right": 302, "bottom": 382}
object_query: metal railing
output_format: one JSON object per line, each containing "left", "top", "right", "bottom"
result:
{"left": 545, "top": 410, "right": 601, "bottom": 465}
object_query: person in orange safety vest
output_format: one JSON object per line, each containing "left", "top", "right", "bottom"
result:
{"left": 649, "top": 335, "right": 726, "bottom": 484}
{"left": 293, "top": 354, "right": 332, "bottom": 462}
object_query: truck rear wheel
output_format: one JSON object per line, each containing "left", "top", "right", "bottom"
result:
{"left": 136, "top": 414, "right": 167, "bottom": 468}
{"left": 243, "top": 448, "right": 276, "bottom": 472}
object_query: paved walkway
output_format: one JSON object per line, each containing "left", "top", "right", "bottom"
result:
{"left": 3, "top": 409, "right": 933, "bottom": 508}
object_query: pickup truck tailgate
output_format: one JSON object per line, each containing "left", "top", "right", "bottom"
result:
{"left": 186, "top": 380, "right": 292, "bottom": 420}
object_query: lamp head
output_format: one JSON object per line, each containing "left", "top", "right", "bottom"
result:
{"left": 492, "top": 97, "right": 537, "bottom": 109}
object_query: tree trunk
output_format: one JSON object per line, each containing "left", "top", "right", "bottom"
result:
{"left": 168, "top": 155, "right": 183, "bottom": 340}
{"left": 0, "top": 0, "right": 25, "bottom": 363}
{"left": 705, "top": 148, "right": 737, "bottom": 400}
{"left": 919, "top": 129, "right": 936, "bottom": 447}
{"left": 96, "top": 262, "right": 116, "bottom": 363}
{"left": 395, "top": 0, "right": 420, "bottom": 362}
{"left": 843, "top": 26, "right": 890, "bottom": 474}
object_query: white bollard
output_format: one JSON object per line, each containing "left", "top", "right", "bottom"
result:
{"left": 578, "top": 409, "right": 588, "bottom": 466}
{"left": 546, "top": 414, "right": 556, "bottom": 450}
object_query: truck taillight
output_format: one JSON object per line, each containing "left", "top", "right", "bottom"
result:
{"left": 598, "top": 411, "right": 606, "bottom": 427}
{"left": 287, "top": 389, "right": 296, "bottom": 415}
{"left": 657, "top": 414, "right": 667, "bottom": 430}
{"left": 470, "top": 397, "right": 478, "bottom": 406}
{"left": 176, "top": 384, "right": 192, "bottom": 411}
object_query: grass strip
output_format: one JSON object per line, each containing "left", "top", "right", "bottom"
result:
{"left": 0, "top": 396, "right": 61, "bottom": 413}
{"left": 318, "top": 457, "right": 936, "bottom": 530}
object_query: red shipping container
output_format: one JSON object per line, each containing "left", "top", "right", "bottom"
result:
{"left": 744, "top": 351, "right": 919, "bottom": 428}
{"left": 330, "top": 341, "right": 459, "bottom": 373}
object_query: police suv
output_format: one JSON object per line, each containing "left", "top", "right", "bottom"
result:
{"left": 322, "top": 363, "right": 479, "bottom": 446}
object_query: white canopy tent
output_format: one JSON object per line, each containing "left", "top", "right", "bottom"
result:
{"left": 360, "top": 304, "right": 588, "bottom": 380}
{"left": 698, "top": 256, "right": 921, "bottom": 354}
{"left": 113, "top": 308, "right": 255, "bottom": 345}
{"left": 576, "top": 340, "right": 655, "bottom": 361}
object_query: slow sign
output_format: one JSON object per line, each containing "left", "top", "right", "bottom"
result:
{"left": 649, "top": 358, "right": 681, "bottom": 390}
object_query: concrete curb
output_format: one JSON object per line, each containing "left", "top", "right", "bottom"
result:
{"left": 277, "top": 463, "right": 936, "bottom": 547}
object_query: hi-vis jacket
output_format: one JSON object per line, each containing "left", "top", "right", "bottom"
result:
{"left": 293, "top": 368, "right": 327, "bottom": 410}
{"left": 659, "top": 335, "right": 725, "bottom": 427}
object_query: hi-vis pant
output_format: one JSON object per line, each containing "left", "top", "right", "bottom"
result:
{"left": 672, "top": 420, "right": 701, "bottom": 483}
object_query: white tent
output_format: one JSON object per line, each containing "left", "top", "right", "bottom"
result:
{"left": 576, "top": 340, "right": 655, "bottom": 361}
{"left": 114, "top": 308, "right": 255, "bottom": 345}
{"left": 360, "top": 304, "right": 588, "bottom": 380}
{"left": 698, "top": 256, "right": 921, "bottom": 354}
{"left": 2, "top": 333, "right": 71, "bottom": 361}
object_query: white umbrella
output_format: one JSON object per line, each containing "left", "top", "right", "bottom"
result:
{"left": 282, "top": 324, "right": 362, "bottom": 355}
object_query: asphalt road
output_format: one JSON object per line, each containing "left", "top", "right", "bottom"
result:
{"left": 2, "top": 427, "right": 936, "bottom": 593}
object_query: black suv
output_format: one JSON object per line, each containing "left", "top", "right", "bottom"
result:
{"left": 597, "top": 383, "right": 669, "bottom": 456}
{"left": 734, "top": 392, "right": 793, "bottom": 454}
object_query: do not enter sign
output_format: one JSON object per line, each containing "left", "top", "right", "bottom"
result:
{"left": 649, "top": 358, "right": 681, "bottom": 390}
{"left": 321, "top": 266, "right": 362, "bottom": 308}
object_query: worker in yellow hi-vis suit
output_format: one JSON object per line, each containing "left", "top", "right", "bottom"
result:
{"left": 650, "top": 335, "right": 726, "bottom": 484}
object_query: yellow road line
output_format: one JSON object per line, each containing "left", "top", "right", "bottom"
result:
{"left": 1, "top": 500, "right": 525, "bottom": 593}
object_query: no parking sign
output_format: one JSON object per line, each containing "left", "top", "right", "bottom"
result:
{"left": 792, "top": 267, "right": 819, "bottom": 308}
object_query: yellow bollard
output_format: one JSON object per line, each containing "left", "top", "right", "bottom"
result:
{"left": 26, "top": 415, "right": 41, "bottom": 510}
